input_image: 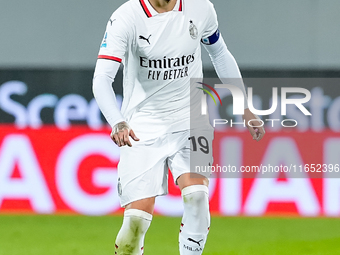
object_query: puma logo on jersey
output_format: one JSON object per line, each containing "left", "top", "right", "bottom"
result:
{"left": 139, "top": 34, "right": 152, "bottom": 45}
{"left": 187, "top": 238, "right": 204, "bottom": 246}
{"left": 109, "top": 19, "right": 116, "bottom": 25}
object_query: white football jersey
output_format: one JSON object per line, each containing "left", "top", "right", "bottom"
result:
{"left": 98, "top": 0, "right": 218, "bottom": 140}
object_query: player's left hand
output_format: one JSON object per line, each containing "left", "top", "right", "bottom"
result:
{"left": 243, "top": 108, "right": 265, "bottom": 142}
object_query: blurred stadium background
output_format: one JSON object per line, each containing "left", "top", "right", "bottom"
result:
{"left": 0, "top": 0, "right": 340, "bottom": 254}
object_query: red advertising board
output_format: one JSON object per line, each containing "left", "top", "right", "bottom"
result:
{"left": 0, "top": 125, "right": 340, "bottom": 217}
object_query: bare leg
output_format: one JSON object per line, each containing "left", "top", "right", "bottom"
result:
{"left": 177, "top": 173, "right": 209, "bottom": 190}
{"left": 125, "top": 197, "right": 156, "bottom": 215}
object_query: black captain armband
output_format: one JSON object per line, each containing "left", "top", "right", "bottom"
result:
{"left": 201, "top": 29, "right": 220, "bottom": 45}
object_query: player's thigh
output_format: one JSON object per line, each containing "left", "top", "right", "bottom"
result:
{"left": 118, "top": 136, "right": 169, "bottom": 209}
{"left": 170, "top": 128, "right": 214, "bottom": 190}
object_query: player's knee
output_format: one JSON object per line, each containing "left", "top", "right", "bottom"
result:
{"left": 182, "top": 185, "right": 209, "bottom": 205}
{"left": 115, "top": 209, "right": 152, "bottom": 254}
{"left": 122, "top": 209, "right": 152, "bottom": 234}
{"left": 127, "top": 214, "right": 148, "bottom": 235}
{"left": 182, "top": 185, "right": 209, "bottom": 216}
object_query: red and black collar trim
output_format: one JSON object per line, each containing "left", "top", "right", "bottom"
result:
{"left": 139, "top": 0, "right": 152, "bottom": 18}
{"left": 140, "top": 0, "right": 183, "bottom": 18}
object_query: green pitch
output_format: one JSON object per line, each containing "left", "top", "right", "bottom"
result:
{"left": 0, "top": 215, "right": 340, "bottom": 255}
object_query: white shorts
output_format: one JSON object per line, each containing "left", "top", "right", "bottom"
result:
{"left": 117, "top": 128, "right": 214, "bottom": 207}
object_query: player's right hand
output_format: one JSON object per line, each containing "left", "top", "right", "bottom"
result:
{"left": 110, "top": 121, "right": 140, "bottom": 147}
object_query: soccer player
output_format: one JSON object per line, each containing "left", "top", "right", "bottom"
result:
{"left": 92, "top": 0, "right": 265, "bottom": 254}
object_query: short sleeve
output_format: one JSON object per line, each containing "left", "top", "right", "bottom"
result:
{"left": 98, "top": 11, "right": 132, "bottom": 63}
{"left": 201, "top": 1, "right": 219, "bottom": 39}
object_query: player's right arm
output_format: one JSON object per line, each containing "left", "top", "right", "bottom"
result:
{"left": 92, "top": 10, "right": 139, "bottom": 147}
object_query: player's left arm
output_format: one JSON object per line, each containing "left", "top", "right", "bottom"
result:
{"left": 201, "top": 1, "right": 265, "bottom": 141}
{"left": 203, "top": 34, "right": 265, "bottom": 141}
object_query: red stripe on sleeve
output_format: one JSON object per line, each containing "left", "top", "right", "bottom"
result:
{"left": 179, "top": 0, "right": 183, "bottom": 11}
{"left": 98, "top": 55, "right": 122, "bottom": 63}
